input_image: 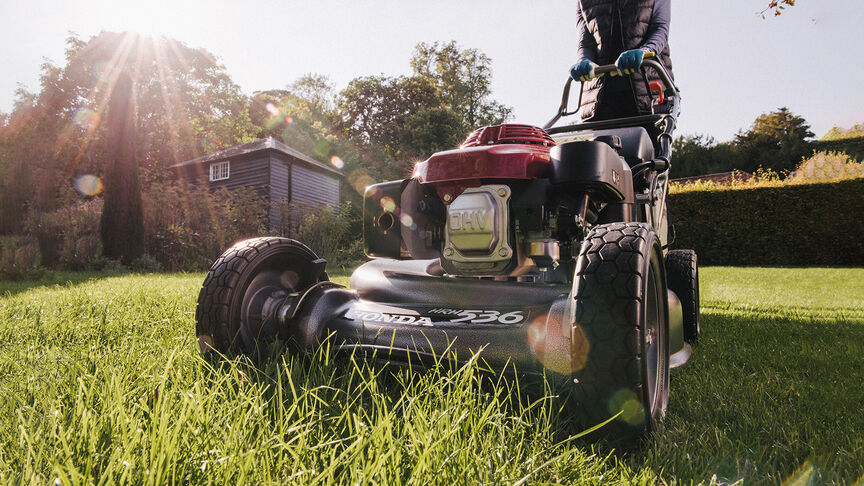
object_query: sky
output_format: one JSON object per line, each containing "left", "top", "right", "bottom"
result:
{"left": 0, "top": 0, "right": 861, "bottom": 142}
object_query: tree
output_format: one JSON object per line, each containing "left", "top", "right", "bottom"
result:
{"left": 335, "top": 42, "right": 512, "bottom": 178}
{"left": 733, "top": 107, "right": 814, "bottom": 173}
{"left": 0, "top": 31, "right": 257, "bottom": 234}
{"left": 671, "top": 134, "right": 740, "bottom": 178}
{"left": 410, "top": 41, "right": 512, "bottom": 129}
{"left": 100, "top": 73, "right": 144, "bottom": 263}
{"left": 822, "top": 123, "right": 864, "bottom": 141}
{"left": 337, "top": 75, "right": 440, "bottom": 153}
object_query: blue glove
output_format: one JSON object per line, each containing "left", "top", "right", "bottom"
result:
{"left": 570, "top": 60, "right": 599, "bottom": 82}
{"left": 615, "top": 49, "right": 648, "bottom": 75}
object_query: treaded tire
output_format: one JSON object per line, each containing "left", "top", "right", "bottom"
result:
{"left": 195, "top": 237, "right": 328, "bottom": 354}
{"left": 569, "top": 222, "right": 670, "bottom": 440}
{"left": 665, "top": 249, "right": 700, "bottom": 343}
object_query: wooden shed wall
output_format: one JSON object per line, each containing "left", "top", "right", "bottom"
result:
{"left": 177, "top": 153, "right": 270, "bottom": 195}
{"left": 269, "top": 153, "right": 291, "bottom": 231}
{"left": 174, "top": 149, "right": 340, "bottom": 233}
{"left": 290, "top": 162, "right": 340, "bottom": 209}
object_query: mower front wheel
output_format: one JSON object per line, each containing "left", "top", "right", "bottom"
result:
{"left": 569, "top": 222, "right": 670, "bottom": 440}
{"left": 195, "top": 237, "right": 329, "bottom": 355}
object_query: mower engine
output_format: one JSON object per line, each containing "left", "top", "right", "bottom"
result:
{"left": 363, "top": 124, "right": 634, "bottom": 280}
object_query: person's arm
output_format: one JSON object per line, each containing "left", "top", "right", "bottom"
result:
{"left": 641, "top": 0, "right": 670, "bottom": 55}
{"left": 576, "top": 4, "right": 598, "bottom": 63}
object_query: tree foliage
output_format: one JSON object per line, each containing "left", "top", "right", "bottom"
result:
{"left": 0, "top": 32, "right": 257, "bottom": 234}
{"left": 733, "top": 107, "right": 814, "bottom": 173}
{"left": 822, "top": 123, "right": 864, "bottom": 141}
{"left": 762, "top": 0, "right": 796, "bottom": 18}
{"left": 336, "top": 42, "right": 511, "bottom": 178}
{"left": 671, "top": 134, "right": 739, "bottom": 178}
{"left": 410, "top": 41, "right": 512, "bottom": 129}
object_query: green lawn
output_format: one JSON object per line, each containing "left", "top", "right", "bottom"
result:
{"left": 0, "top": 267, "right": 862, "bottom": 484}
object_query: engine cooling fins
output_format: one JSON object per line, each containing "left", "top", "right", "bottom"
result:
{"left": 461, "top": 124, "right": 556, "bottom": 148}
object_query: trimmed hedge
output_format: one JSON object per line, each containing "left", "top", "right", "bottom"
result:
{"left": 669, "top": 178, "right": 864, "bottom": 266}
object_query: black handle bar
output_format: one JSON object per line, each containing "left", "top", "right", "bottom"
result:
{"left": 543, "top": 58, "right": 679, "bottom": 130}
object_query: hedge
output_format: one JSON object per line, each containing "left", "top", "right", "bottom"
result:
{"left": 668, "top": 178, "right": 864, "bottom": 266}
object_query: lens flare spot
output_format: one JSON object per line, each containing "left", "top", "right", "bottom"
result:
{"left": 380, "top": 197, "right": 396, "bottom": 213}
{"left": 74, "top": 174, "right": 103, "bottom": 196}
{"left": 608, "top": 389, "right": 646, "bottom": 426}
{"left": 265, "top": 103, "right": 280, "bottom": 116}
{"left": 93, "top": 61, "right": 112, "bottom": 83}
{"left": 73, "top": 108, "right": 100, "bottom": 130}
{"left": 350, "top": 169, "right": 377, "bottom": 196}
{"left": 330, "top": 156, "right": 345, "bottom": 170}
{"left": 399, "top": 214, "right": 413, "bottom": 227}
{"left": 367, "top": 185, "right": 383, "bottom": 200}
{"left": 571, "top": 323, "right": 590, "bottom": 372}
{"left": 284, "top": 115, "right": 294, "bottom": 124}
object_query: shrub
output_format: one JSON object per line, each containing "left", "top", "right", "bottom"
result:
{"left": 788, "top": 151, "right": 864, "bottom": 184}
{"left": 0, "top": 235, "right": 41, "bottom": 280}
{"left": 25, "top": 199, "right": 103, "bottom": 270}
{"left": 280, "top": 201, "right": 363, "bottom": 266}
{"left": 142, "top": 181, "right": 270, "bottom": 271}
{"left": 669, "top": 178, "right": 864, "bottom": 265}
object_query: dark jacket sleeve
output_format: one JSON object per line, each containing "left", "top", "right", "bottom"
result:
{"left": 641, "top": 0, "right": 670, "bottom": 55}
{"left": 576, "top": 3, "right": 598, "bottom": 63}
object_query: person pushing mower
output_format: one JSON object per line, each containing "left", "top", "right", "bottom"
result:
{"left": 570, "top": 0, "right": 674, "bottom": 121}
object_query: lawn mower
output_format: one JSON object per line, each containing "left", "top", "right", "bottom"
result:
{"left": 195, "top": 57, "right": 700, "bottom": 438}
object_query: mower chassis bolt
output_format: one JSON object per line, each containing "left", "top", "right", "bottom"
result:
{"left": 497, "top": 188, "right": 507, "bottom": 197}
{"left": 498, "top": 248, "right": 510, "bottom": 257}
{"left": 444, "top": 247, "right": 454, "bottom": 257}
{"left": 443, "top": 194, "right": 452, "bottom": 202}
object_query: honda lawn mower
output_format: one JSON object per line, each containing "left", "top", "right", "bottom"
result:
{"left": 194, "top": 57, "right": 700, "bottom": 438}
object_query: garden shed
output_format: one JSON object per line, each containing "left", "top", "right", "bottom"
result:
{"left": 169, "top": 137, "right": 342, "bottom": 230}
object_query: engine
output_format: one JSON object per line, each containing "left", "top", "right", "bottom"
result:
{"left": 363, "top": 124, "right": 635, "bottom": 281}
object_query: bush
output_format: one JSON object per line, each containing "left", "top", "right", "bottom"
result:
{"left": 142, "top": 182, "right": 271, "bottom": 271}
{"left": 25, "top": 199, "right": 102, "bottom": 270}
{"left": 789, "top": 151, "right": 864, "bottom": 184}
{"left": 86, "top": 256, "right": 128, "bottom": 273}
{"left": 0, "top": 235, "right": 41, "bottom": 280}
{"left": 280, "top": 201, "right": 363, "bottom": 266}
{"left": 669, "top": 178, "right": 864, "bottom": 265}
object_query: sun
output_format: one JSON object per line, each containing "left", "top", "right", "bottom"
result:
{"left": 90, "top": 0, "right": 203, "bottom": 39}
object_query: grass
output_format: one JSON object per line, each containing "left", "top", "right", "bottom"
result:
{"left": 0, "top": 267, "right": 862, "bottom": 484}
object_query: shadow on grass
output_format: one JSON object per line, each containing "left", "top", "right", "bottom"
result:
{"left": 0, "top": 271, "right": 116, "bottom": 297}
{"left": 0, "top": 270, "right": 198, "bottom": 298}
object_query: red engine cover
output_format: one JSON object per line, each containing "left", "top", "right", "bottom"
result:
{"left": 413, "top": 124, "right": 556, "bottom": 203}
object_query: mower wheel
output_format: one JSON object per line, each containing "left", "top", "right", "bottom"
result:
{"left": 195, "top": 237, "right": 328, "bottom": 354}
{"left": 665, "top": 249, "right": 700, "bottom": 343}
{"left": 569, "top": 222, "right": 669, "bottom": 440}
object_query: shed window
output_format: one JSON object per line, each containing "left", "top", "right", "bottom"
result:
{"left": 210, "top": 161, "right": 230, "bottom": 181}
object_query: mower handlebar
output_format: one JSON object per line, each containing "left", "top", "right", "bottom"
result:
{"left": 543, "top": 57, "right": 679, "bottom": 130}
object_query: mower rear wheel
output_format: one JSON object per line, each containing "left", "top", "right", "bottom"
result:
{"left": 665, "top": 249, "right": 700, "bottom": 343}
{"left": 569, "top": 222, "right": 669, "bottom": 439}
{"left": 195, "top": 237, "right": 328, "bottom": 355}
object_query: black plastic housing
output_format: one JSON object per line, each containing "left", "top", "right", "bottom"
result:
{"left": 549, "top": 141, "right": 634, "bottom": 204}
{"left": 363, "top": 180, "right": 405, "bottom": 258}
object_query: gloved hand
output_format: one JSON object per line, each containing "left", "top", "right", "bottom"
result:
{"left": 570, "top": 60, "right": 599, "bottom": 82}
{"left": 615, "top": 48, "right": 648, "bottom": 75}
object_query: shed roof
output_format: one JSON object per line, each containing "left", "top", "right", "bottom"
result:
{"left": 169, "top": 137, "right": 342, "bottom": 176}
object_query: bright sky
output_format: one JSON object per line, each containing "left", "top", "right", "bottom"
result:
{"left": 1, "top": 0, "right": 861, "bottom": 141}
